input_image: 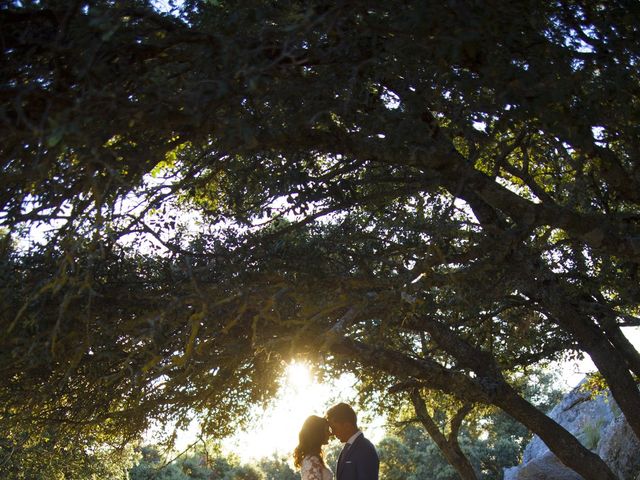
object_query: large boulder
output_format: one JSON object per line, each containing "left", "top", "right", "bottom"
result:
{"left": 504, "top": 451, "right": 583, "bottom": 480}
{"left": 598, "top": 416, "right": 640, "bottom": 480}
{"left": 504, "top": 381, "right": 640, "bottom": 480}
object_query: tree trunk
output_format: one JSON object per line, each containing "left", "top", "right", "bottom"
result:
{"left": 437, "top": 136, "right": 640, "bottom": 442}
{"left": 596, "top": 311, "right": 640, "bottom": 378}
{"left": 410, "top": 390, "right": 478, "bottom": 480}
{"left": 328, "top": 335, "right": 619, "bottom": 480}
{"left": 493, "top": 385, "right": 619, "bottom": 480}
{"left": 532, "top": 279, "right": 640, "bottom": 443}
{"left": 571, "top": 324, "right": 640, "bottom": 440}
{"left": 419, "top": 316, "right": 621, "bottom": 480}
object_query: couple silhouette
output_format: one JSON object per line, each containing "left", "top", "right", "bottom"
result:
{"left": 294, "top": 403, "right": 379, "bottom": 480}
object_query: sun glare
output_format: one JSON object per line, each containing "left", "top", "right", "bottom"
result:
{"left": 221, "top": 361, "right": 354, "bottom": 462}
{"left": 286, "top": 361, "right": 313, "bottom": 388}
{"left": 167, "top": 361, "right": 385, "bottom": 463}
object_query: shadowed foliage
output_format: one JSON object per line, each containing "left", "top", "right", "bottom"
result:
{"left": 2, "top": 1, "right": 640, "bottom": 478}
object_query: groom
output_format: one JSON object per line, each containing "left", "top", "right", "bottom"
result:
{"left": 326, "top": 403, "right": 379, "bottom": 480}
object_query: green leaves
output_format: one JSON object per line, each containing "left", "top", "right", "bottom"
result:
{"left": 2, "top": 2, "right": 640, "bottom": 476}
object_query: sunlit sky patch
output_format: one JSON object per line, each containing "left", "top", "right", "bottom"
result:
{"left": 171, "top": 361, "right": 386, "bottom": 462}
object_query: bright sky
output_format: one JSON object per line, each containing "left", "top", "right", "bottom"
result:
{"left": 169, "top": 362, "right": 386, "bottom": 463}
{"left": 221, "top": 363, "right": 375, "bottom": 461}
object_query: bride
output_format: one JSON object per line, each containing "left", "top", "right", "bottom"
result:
{"left": 294, "top": 415, "right": 334, "bottom": 480}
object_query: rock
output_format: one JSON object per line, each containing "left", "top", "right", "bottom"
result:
{"left": 509, "top": 451, "right": 584, "bottom": 480}
{"left": 522, "top": 384, "right": 614, "bottom": 464}
{"left": 598, "top": 416, "right": 640, "bottom": 480}
{"left": 504, "top": 381, "right": 640, "bottom": 480}
{"left": 503, "top": 466, "right": 517, "bottom": 480}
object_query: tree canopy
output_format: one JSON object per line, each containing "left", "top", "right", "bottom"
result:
{"left": 2, "top": 1, "right": 640, "bottom": 479}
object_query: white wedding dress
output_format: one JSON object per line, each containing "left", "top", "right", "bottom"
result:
{"left": 301, "top": 455, "right": 333, "bottom": 480}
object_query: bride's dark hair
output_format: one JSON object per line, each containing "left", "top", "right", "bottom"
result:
{"left": 294, "top": 415, "right": 328, "bottom": 469}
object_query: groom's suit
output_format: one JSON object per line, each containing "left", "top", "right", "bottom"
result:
{"left": 336, "top": 432, "right": 379, "bottom": 480}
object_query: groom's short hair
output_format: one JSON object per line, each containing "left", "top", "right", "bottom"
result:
{"left": 327, "top": 402, "right": 357, "bottom": 426}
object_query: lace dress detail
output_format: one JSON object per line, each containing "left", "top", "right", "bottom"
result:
{"left": 301, "top": 455, "right": 333, "bottom": 480}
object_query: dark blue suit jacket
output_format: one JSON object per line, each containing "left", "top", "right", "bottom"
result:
{"left": 336, "top": 433, "right": 379, "bottom": 480}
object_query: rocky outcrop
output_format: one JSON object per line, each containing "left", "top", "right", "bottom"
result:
{"left": 504, "top": 451, "right": 583, "bottom": 480}
{"left": 598, "top": 416, "right": 640, "bottom": 480}
{"left": 504, "top": 382, "right": 640, "bottom": 480}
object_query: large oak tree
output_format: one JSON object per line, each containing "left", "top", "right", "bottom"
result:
{"left": 2, "top": 1, "right": 640, "bottom": 478}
